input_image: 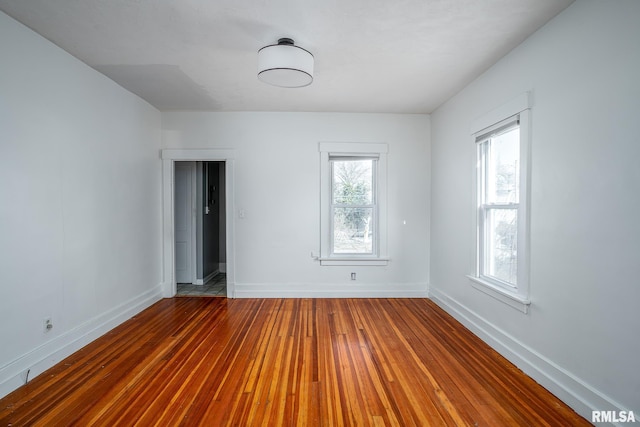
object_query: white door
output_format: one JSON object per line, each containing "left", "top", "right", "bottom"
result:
{"left": 175, "top": 162, "right": 195, "bottom": 284}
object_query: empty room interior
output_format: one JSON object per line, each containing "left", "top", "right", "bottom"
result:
{"left": 0, "top": 0, "right": 638, "bottom": 425}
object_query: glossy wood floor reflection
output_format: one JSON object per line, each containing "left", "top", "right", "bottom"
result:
{"left": 0, "top": 298, "right": 589, "bottom": 426}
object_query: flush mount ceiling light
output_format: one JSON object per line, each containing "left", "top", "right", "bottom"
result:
{"left": 258, "top": 38, "right": 314, "bottom": 88}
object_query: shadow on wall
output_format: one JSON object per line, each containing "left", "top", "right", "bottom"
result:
{"left": 95, "top": 64, "right": 219, "bottom": 110}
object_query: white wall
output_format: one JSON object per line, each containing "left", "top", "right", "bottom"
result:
{"left": 430, "top": 0, "right": 640, "bottom": 421}
{"left": 162, "top": 112, "right": 430, "bottom": 297}
{"left": 0, "top": 12, "right": 163, "bottom": 397}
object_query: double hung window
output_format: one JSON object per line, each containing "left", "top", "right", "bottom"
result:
{"left": 319, "top": 142, "right": 388, "bottom": 266}
{"left": 477, "top": 118, "right": 521, "bottom": 287}
{"left": 469, "top": 93, "right": 531, "bottom": 312}
{"left": 330, "top": 157, "right": 377, "bottom": 255}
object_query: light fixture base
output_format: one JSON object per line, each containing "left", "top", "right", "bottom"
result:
{"left": 277, "top": 38, "right": 294, "bottom": 46}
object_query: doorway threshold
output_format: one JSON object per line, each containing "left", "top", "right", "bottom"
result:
{"left": 177, "top": 273, "right": 227, "bottom": 297}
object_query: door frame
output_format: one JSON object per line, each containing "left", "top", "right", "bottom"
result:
{"left": 161, "top": 149, "right": 236, "bottom": 298}
{"left": 173, "top": 161, "right": 198, "bottom": 285}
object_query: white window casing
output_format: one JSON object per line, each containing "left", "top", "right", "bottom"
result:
{"left": 319, "top": 142, "right": 389, "bottom": 266}
{"left": 468, "top": 93, "right": 532, "bottom": 313}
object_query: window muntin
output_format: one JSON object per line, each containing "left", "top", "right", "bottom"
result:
{"left": 330, "top": 157, "right": 377, "bottom": 255}
{"left": 477, "top": 119, "right": 520, "bottom": 288}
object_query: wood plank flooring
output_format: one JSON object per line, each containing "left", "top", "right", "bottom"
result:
{"left": 0, "top": 298, "right": 589, "bottom": 426}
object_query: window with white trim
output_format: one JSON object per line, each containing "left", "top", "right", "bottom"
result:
{"left": 477, "top": 117, "right": 521, "bottom": 287}
{"left": 319, "top": 143, "right": 388, "bottom": 266}
{"left": 469, "top": 93, "right": 531, "bottom": 312}
{"left": 331, "top": 156, "right": 377, "bottom": 255}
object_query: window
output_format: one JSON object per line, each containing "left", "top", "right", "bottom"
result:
{"left": 319, "top": 143, "right": 388, "bottom": 266}
{"left": 477, "top": 119, "right": 520, "bottom": 287}
{"left": 331, "top": 157, "right": 376, "bottom": 255}
{"left": 469, "top": 93, "right": 531, "bottom": 312}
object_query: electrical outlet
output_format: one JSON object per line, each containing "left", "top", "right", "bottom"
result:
{"left": 351, "top": 272, "right": 356, "bottom": 280}
{"left": 43, "top": 317, "right": 53, "bottom": 333}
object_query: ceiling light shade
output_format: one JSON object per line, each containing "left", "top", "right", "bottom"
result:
{"left": 258, "top": 38, "right": 314, "bottom": 88}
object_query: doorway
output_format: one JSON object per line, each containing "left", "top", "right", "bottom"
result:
{"left": 174, "top": 161, "right": 227, "bottom": 297}
{"left": 161, "top": 149, "right": 235, "bottom": 299}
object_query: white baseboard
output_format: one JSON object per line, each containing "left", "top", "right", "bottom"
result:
{"left": 204, "top": 270, "right": 219, "bottom": 284}
{"left": 0, "top": 284, "right": 163, "bottom": 399}
{"left": 195, "top": 270, "right": 221, "bottom": 285}
{"left": 234, "top": 282, "right": 428, "bottom": 298}
{"left": 428, "top": 287, "right": 631, "bottom": 426}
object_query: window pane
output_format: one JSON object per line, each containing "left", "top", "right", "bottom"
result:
{"left": 485, "top": 208, "right": 517, "bottom": 285}
{"left": 332, "top": 159, "right": 373, "bottom": 205}
{"left": 333, "top": 207, "right": 373, "bottom": 254}
{"left": 486, "top": 127, "right": 519, "bottom": 204}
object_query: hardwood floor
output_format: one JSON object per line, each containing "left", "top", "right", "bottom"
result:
{"left": 0, "top": 298, "right": 589, "bottom": 426}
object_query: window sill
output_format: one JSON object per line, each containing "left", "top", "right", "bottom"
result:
{"left": 467, "top": 275, "right": 530, "bottom": 313}
{"left": 320, "top": 257, "right": 389, "bottom": 266}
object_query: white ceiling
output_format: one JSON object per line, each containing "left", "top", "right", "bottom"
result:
{"left": 0, "top": 0, "right": 573, "bottom": 113}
